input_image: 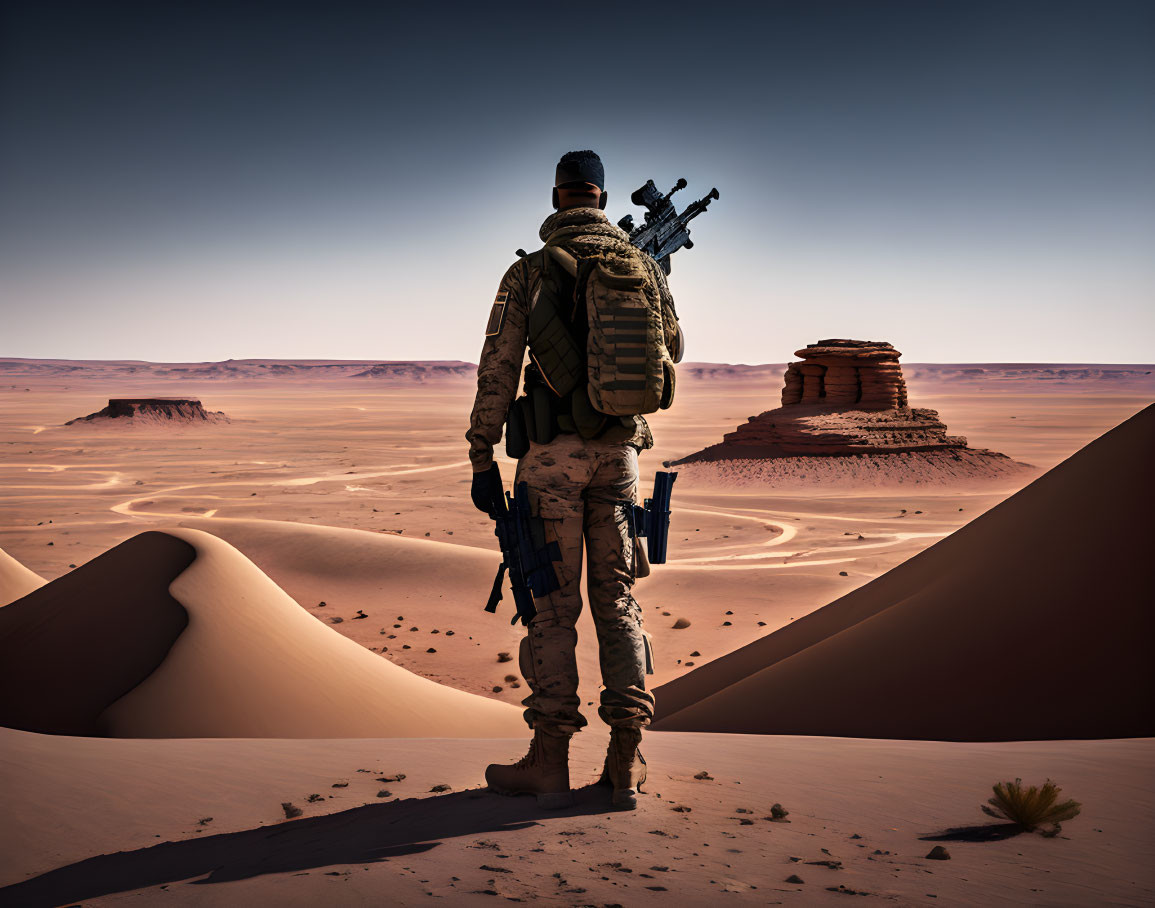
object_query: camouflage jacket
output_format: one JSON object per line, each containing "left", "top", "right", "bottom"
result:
{"left": 467, "top": 207, "right": 683, "bottom": 472}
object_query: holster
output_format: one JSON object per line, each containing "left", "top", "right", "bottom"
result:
{"left": 505, "top": 397, "right": 530, "bottom": 459}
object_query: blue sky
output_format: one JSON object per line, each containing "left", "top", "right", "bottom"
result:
{"left": 1, "top": 0, "right": 1152, "bottom": 363}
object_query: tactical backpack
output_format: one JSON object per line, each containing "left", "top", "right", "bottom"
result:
{"left": 524, "top": 240, "right": 675, "bottom": 439}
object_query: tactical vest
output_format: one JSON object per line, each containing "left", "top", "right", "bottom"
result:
{"left": 513, "top": 239, "right": 674, "bottom": 448}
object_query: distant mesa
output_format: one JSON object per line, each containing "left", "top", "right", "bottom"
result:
{"left": 351, "top": 362, "right": 475, "bottom": 380}
{"left": 670, "top": 339, "right": 1032, "bottom": 484}
{"left": 65, "top": 398, "right": 229, "bottom": 426}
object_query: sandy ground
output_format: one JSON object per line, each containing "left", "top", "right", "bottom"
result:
{"left": 1, "top": 368, "right": 1151, "bottom": 708}
{"left": 1, "top": 361, "right": 1152, "bottom": 905}
{"left": 2, "top": 728, "right": 1152, "bottom": 907}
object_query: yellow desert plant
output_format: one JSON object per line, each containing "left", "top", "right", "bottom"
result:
{"left": 982, "top": 778, "right": 1081, "bottom": 836}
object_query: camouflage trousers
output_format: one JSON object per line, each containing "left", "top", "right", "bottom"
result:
{"left": 515, "top": 433, "right": 655, "bottom": 734}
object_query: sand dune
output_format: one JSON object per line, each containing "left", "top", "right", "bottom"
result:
{"left": 0, "top": 528, "right": 523, "bottom": 738}
{"left": 0, "top": 548, "right": 45, "bottom": 607}
{"left": 653, "top": 404, "right": 1155, "bottom": 740}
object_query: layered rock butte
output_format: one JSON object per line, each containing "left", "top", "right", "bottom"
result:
{"left": 66, "top": 398, "right": 228, "bottom": 425}
{"left": 673, "top": 339, "right": 1020, "bottom": 462}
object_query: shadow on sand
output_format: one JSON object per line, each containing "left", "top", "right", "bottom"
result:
{"left": 0, "top": 784, "right": 618, "bottom": 908}
{"left": 920, "top": 822, "right": 1025, "bottom": 842}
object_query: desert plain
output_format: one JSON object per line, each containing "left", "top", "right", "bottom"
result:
{"left": 1, "top": 355, "right": 1153, "bottom": 906}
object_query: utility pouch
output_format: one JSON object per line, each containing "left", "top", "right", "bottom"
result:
{"left": 505, "top": 396, "right": 530, "bottom": 459}
{"left": 529, "top": 385, "right": 559, "bottom": 445}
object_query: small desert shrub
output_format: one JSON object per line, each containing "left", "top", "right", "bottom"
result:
{"left": 981, "top": 778, "right": 1081, "bottom": 835}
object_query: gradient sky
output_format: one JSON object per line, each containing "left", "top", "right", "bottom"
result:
{"left": 1, "top": 0, "right": 1152, "bottom": 364}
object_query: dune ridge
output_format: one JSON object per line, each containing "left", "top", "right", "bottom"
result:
{"left": 652, "top": 404, "right": 1155, "bottom": 740}
{"left": 0, "top": 528, "right": 523, "bottom": 739}
{"left": 0, "top": 533, "right": 193, "bottom": 735}
{"left": 0, "top": 547, "right": 46, "bottom": 606}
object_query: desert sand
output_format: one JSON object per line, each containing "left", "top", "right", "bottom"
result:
{"left": 0, "top": 546, "right": 44, "bottom": 605}
{"left": 654, "top": 405, "right": 1154, "bottom": 739}
{"left": 1, "top": 357, "right": 1152, "bottom": 904}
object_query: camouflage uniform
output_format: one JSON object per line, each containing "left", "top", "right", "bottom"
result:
{"left": 467, "top": 207, "right": 682, "bottom": 733}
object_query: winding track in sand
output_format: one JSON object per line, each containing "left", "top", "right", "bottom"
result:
{"left": 3, "top": 457, "right": 948, "bottom": 571}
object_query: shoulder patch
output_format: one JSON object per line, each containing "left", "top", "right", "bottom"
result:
{"left": 485, "top": 292, "right": 508, "bottom": 336}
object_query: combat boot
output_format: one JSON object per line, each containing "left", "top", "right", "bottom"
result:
{"left": 598, "top": 726, "right": 647, "bottom": 810}
{"left": 485, "top": 728, "right": 574, "bottom": 809}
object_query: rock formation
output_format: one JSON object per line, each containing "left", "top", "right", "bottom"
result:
{"left": 351, "top": 362, "right": 475, "bottom": 380}
{"left": 671, "top": 340, "right": 1029, "bottom": 478}
{"left": 66, "top": 399, "right": 229, "bottom": 425}
{"left": 781, "top": 339, "right": 908, "bottom": 409}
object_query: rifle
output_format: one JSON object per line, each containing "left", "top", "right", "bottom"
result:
{"left": 515, "top": 177, "right": 719, "bottom": 271}
{"left": 625, "top": 471, "right": 678, "bottom": 565}
{"left": 484, "top": 481, "right": 562, "bottom": 626}
{"left": 617, "top": 179, "right": 720, "bottom": 274}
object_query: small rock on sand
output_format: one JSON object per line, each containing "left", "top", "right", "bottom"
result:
{"left": 693, "top": 771, "right": 713, "bottom": 780}
{"left": 672, "top": 618, "right": 691, "bottom": 629}
{"left": 430, "top": 784, "right": 451, "bottom": 792}
{"left": 770, "top": 803, "right": 790, "bottom": 821}
{"left": 925, "top": 846, "right": 951, "bottom": 860}
{"left": 785, "top": 874, "right": 805, "bottom": 884}
{"left": 497, "top": 652, "right": 513, "bottom": 663}
{"left": 329, "top": 617, "right": 343, "bottom": 624}
{"left": 281, "top": 802, "right": 302, "bottom": 819}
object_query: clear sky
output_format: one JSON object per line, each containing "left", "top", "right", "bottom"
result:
{"left": 1, "top": 0, "right": 1152, "bottom": 364}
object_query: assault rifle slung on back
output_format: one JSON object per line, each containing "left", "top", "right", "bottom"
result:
{"left": 617, "top": 178, "right": 720, "bottom": 274}
{"left": 515, "top": 176, "right": 719, "bottom": 270}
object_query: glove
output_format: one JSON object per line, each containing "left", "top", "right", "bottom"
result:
{"left": 471, "top": 463, "right": 504, "bottom": 516}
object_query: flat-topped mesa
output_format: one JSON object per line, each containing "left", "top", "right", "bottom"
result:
{"left": 669, "top": 339, "right": 1032, "bottom": 474}
{"left": 782, "top": 339, "right": 908, "bottom": 410}
{"left": 66, "top": 398, "right": 229, "bottom": 425}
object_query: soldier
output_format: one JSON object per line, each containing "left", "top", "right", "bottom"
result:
{"left": 467, "top": 150, "right": 683, "bottom": 810}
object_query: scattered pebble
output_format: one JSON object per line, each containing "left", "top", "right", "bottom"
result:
{"left": 693, "top": 771, "right": 713, "bottom": 780}
{"left": 281, "top": 802, "right": 302, "bottom": 819}
{"left": 197, "top": 817, "right": 213, "bottom": 826}
{"left": 770, "top": 803, "right": 790, "bottom": 821}
{"left": 353, "top": 610, "right": 368, "bottom": 619}
{"left": 925, "top": 845, "right": 951, "bottom": 860}
{"left": 305, "top": 794, "right": 324, "bottom": 802}
{"left": 430, "top": 784, "right": 451, "bottom": 792}
{"left": 672, "top": 618, "right": 691, "bottom": 629}
{"left": 378, "top": 773, "right": 406, "bottom": 782}
{"left": 426, "top": 647, "right": 437, "bottom": 653}
{"left": 329, "top": 617, "right": 344, "bottom": 624}
{"left": 785, "top": 874, "right": 805, "bottom": 884}
{"left": 827, "top": 884, "right": 869, "bottom": 895}
{"left": 839, "top": 571, "right": 848, "bottom": 576}
{"left": 332, "top": 781, "right": 348, "bottom": 788}
{"left": 376, "top": 790, "right": 392, "bottom": 798}
{"left": 497, "top": 652, "right": 513, "bottom": 663}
